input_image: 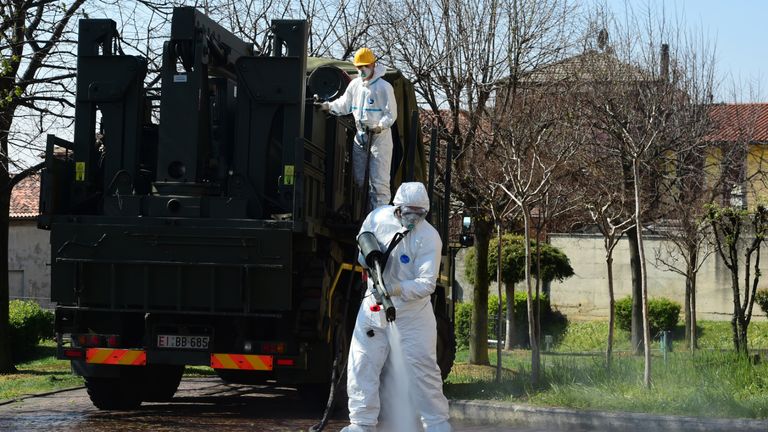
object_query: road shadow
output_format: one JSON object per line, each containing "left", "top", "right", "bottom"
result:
{"left": 83, "top": 380, "right": 348, "bottom": 428}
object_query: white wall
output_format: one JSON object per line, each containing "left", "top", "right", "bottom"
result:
{"left": 453, "top": 233, "right": 764, "bottom": 322}
{"left": 549, "top": 233, "right": 755, "bottom": 321}
{"left": 8, "top": 221, "right": 51, "bottom": 309}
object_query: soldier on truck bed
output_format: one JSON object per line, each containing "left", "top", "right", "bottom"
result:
{"left": 316, "top": 47, "right": 397, "bottom": 211}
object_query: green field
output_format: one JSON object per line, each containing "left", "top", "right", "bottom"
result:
{"left": 445, "top": 320, "right": 768, "bottom": 419}
{"left": 0, "top": 341, "right": 82, "bottom": 401}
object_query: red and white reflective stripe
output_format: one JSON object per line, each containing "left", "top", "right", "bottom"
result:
{"left": 210, "top": 353, "right": 273, "bottom": 370}
{"left": 86, "top": 348, "right": 146, "bottom": 366}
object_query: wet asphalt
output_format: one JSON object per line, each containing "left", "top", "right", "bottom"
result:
{"left": 0, "top": 377, "right": 563, "bottom": 432}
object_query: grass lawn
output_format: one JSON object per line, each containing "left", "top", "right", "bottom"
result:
{"left": 445, "top": 320, "right": 768, "bottom": 419}
{"left": 0, "top": 340, "right": 83, "bottom": 401}
{"left": 5, "top": 321, "right": 768, "bottom": 419}
{"left": 0, "top": 341, "right": 215, "bottom": 402}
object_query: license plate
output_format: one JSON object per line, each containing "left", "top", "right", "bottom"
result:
{"left": 157, "top": 335, "right": 210, "bottom": 350}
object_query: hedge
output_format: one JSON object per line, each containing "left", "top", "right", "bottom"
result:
{"left": 615, "top": 296, "right": 681, "bottom": 336}
{"left": 756, "top": 289, "right": 768, "bottom": 318}
{"left": 9, "top": 300, "right": 54, "bottom": 361}
{"left": 455, "top": 292, "right": 567, "bottom": 349}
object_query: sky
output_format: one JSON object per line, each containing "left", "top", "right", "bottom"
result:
{"left": 619, "top": 0, "right": 767, "bottom": 102}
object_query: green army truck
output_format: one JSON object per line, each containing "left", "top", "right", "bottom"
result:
{"left": 38, "top": 7, "right": 455, "bottom": 410}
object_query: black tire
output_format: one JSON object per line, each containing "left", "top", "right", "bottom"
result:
{"left": 297, "top": 382, "right": 332, "bottom": 406}
{"left": 142, "top": 364, "right": 184, "bottom": 402}
{"left": 436, "top": 313, "right": 456, "bottom": 381}
{"left": 304, "top": 291, "right": 355, "bottom": 415}
{"left": 84, "top": 375, "right": 142, "bottom": 410}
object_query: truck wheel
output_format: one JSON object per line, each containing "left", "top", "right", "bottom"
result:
{"left": 142, "top": 364, "right": 184, "bottom": 402}
{"left": 85, "top": 376, "right": 142, "bottom": 410}
{"left": 436, "top": 313, "right": 456, "bottom": 381}
{"left": 299, "top": 312, "right": 351, "bottom": 409}
{"left": 297, "top": 382, "right": 331, "bottom": 406}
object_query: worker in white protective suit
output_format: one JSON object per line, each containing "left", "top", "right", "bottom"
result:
{"left": 316, "top": 47, "right": 397, "bottom": 210}
{"left": 341, "top": 182, "right": 452, "bottom": 432}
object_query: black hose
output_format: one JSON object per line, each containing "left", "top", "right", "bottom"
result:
{"left": 311, "top": 128, "right": 374, "bottom": 432}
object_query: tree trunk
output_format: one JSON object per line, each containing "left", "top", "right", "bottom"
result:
{"left": 534, "top": 240, "right": 542, "bottom": 355}
{"left": 690, "top": 275, "right": 698, "bottom": 350}
{"left": 738, "top": 317, "right": 748, "bottom": 353}
{"left": 606, "top": 255, "right": 615, "bottom": 369}
{"left": 0, "top": 113, "right": 15, "bottom": 373}
{"left": 684, "top": 273, "right": 692, "bottom": 349}
{"left": 495, "top": 223, "right": 502, "bottom": 382}
{"left": 522, "top": 207, "right": 540, "bottom": 385}
{"left": 632, "top": 158, "right": 651, "bottom": 388}
{"left": 687, "top": 245, "right": 698, "bottom": 351}
{"left": 504, "top": 282, "right": 515, "bottom": 351}
{"left": 627, "top": 226, "right": 643, "bottom": 355}
{"left": 469, "top": 217, "right": 491, "bottom": 365}
{"left": 730, "top": 256, "right": 742, "bottom": 353}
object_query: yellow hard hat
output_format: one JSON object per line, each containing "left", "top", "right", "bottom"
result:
{"left": 353, "top": 47, "right": 376, "bottom": 66}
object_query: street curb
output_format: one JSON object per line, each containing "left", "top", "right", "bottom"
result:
{"left": 449, "top": 399, "right": 768, "bottom": 431}
{"left": 0, "top": 386, "right": 85, "bottom": 407}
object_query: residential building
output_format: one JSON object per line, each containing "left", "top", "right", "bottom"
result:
{"left": 9, "top": 174, "right": 51, "bottom": 309}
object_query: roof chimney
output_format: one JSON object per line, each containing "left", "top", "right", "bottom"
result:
{"left": 660, "top": 43, "right": 669, "bottom": 81}
{"left": 597, "top": 29, "right": 608, "bottom": 51}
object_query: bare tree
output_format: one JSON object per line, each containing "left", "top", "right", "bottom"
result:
{"left": 578, "top": 2, "right": 718, "bottom": 386}
{"left": 569, "top": 120, "right": 635, "bottom": 367}
{"left": 1, "top": 0, "right": 88, "bottom": 373}
{"left": 564, "top": 49, "right": 635, "bottom": 365}
{"left": 375, "top": 0, "right": 577, "bottom": 366}
{"left": 585, "top": 188, "right": 634, "bottom": 367}
{"left": 496, "top": 83, "right": 581, "bottom": 384}
{"left": 648, "top": 25, "right": 718, "bottom": 351}
{"left": 706, "top": 204, "right": 768, "bottom": 354}
{"left": 652, "top": 141, "right": 717, "bottom": 353}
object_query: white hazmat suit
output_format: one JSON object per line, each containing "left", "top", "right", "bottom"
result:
{"left": 344, "top": 182, "right": 452, "bottom": 432}
{"left": 328, "top": 63, "right": 397, "bottom": 210}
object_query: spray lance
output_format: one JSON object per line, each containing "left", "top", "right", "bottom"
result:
{"left": 357, "top": 231, "right": 396, "bottom": 322}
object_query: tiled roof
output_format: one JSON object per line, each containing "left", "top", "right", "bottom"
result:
{"left": 706, "top": 103, "right": 768, "bottom": 143}
{"left": 10, "top": 174, "right": 39, "bottom": 219}
{"left": 525, "top": 50, "right": 650, "bottom": 83}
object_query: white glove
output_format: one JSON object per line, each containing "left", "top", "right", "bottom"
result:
{"left": 315, "top": 101, "right": 330, "bottom": 112}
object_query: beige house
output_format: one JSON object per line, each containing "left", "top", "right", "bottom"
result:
{"left": 550, "top": 103, "right": 768, "bottom": 321}
{"left": 9, "top": 174, "right": 52, "bottom": 309}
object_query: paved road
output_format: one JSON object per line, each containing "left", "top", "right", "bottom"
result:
{"left": 0, "top": 377, "right": 562, "bottom": 432}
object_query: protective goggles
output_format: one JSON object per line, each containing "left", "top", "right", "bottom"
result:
{"left": 398, "top": 206, "right": 428, "bottom": 217}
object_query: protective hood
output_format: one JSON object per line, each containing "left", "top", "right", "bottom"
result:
{"left": 363, "top": 63, "right": 388, "bottom": 86}
{"left": 393, "top": 182, "right": 430, "bottom": 211}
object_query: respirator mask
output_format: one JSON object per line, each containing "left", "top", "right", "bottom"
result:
{"left": 359, "top": 66, "right": 372, "bottom": 79}
{"left": 397, "top": 206, "right": 427, "bottom": 230}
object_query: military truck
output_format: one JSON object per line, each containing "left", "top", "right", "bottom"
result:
{"left": 38, "top": 7, "right": 455, "bottom": 410}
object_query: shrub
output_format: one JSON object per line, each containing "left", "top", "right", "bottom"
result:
{"left": 9, "top": 300, "right": 54, "bottom": 361}
{"left": 615, "top": 296, "right": 681, "bottom": 336}
{"left": 756, "top": 289, "right": 768, "bottom": 318}
{"left": 455, "top": 292, "right": 568, "bottom": 349}
{"left": 455, "top": 302, "right": 472, "bottom": 349}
